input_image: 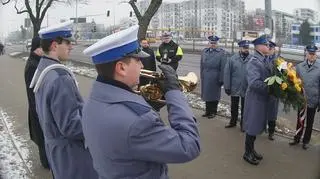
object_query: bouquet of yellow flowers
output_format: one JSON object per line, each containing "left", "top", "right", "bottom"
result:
{"left": 264, "top": 56, "right": 306, "bottom": 112}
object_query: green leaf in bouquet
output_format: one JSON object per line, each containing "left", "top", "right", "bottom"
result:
{"left": 275, "top": 76, "right": 283, "bottom": 84}
{"left": 267, "top": 76, "right": 276, "bottom": 85}
{"left": 264, "top": 77, "right": 271, "bottom": 83}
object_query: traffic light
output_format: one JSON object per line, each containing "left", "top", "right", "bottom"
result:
{"left": 107, "top": 10, "right": 110, "bottom": 17}
{"left": 129, "top": 11, "right": 133, "bottom": 17}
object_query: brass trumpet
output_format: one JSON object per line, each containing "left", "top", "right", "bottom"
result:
{"left": 135, "top": 69, "right": 198, "bottom": 103}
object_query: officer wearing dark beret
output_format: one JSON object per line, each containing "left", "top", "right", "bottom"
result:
{"left": 290, "top": 44, "right": 320, "bottom": 150}
{"left": 242, "top": 35, "right": 272, "bottom": 165}
{"left": 224, "top": 40, "right": 252, "bottom": 130}
{"left": 201, "top": 35, "right": 230, "bottom": 118}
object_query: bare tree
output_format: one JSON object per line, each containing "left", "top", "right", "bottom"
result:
{"left": 128, "top": 0, "right": 162, "bottom": 40}
{"left": 1, "top": 0, "right": 83, "bottom": 37}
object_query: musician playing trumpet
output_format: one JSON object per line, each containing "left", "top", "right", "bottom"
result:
{"left": 81, "top": 25, "right": 200, "bottom": 179}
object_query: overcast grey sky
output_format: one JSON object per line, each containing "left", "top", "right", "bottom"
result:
{"left": 0, "top": 0, "right": 319, "bottom": 37}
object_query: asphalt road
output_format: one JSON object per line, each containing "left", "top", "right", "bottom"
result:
{"left": 0, "top": 55, "right": 319, "bottom": 179}
{"left": 5, "top": 44, "right": 320, "bottom": 130}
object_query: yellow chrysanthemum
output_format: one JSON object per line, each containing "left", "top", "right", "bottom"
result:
{"left": 287, "top": 70, "right": 296, "bottom": 81}
{"left": 295, "top": 84, "right": 302, "bottom": 92}
{"left": 276, "top": 58, "right": 284, "bottom": 66}
{"left": 293, "top": 78, "right": 302, "bottom": 85}
{"left": 281, "top": 83, "right": 288, "bottom": 90}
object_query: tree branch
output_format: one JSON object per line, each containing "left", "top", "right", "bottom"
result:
{"left": 40, "top": 0, "right": 54, "bottom": 22}
{"left": 14, "top": 1, "right": 28, "bottom": 14}
{"left": 144, "top": 0, "right": 162, "bottom": 21}
{"left": 39, "top": 0, "right": 45, "bottom": 8}
{"left": 128, "top": 0, "right": 142, "bottom": 21}
{"left": 1, "top": 0, "right": 10, "bottom": 5}
{"left": 35, "top": 0, "right": 40, "bottom": 19}
{"left": 24, "top": 0, "right": 35, "bottom": 20}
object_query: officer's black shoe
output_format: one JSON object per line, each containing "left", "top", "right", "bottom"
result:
{"left": 225, "top": 123, "right": 236, "bottom": 128}
{"left": 268, "top": 133, "right": 275, "bottom": 141}
{"left": 243, "top": 152, "right": 259, "bottom": 165}
{"left": 202, "top": 113, "right": 210, "bottom": 117}
{"left": 207, "top": 114, "right": 215, "bottom": 119}
{"left": 302, "top": 143, "right": 309, "bottom": 150}
{"left": 252, "top": 150, "right": 263, "bottom": 160}
{"left": 289, "top": 140, "right": 299, "bottom": 146}
{"left": 240, "top": 124, "right": 244, "bottom": 132}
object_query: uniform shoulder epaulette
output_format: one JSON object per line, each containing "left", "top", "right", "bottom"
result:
{"left": 122, "top": 101, "right": 151, "bottom": 116}
{"left": 53, "top": 68, "right": 72, "bottom": 76}
{"left": 215, "top": 48, "right": 223, "bottom": 52}
{"left": 203, "top": 48, "right": 209, "bottom": 52}
{"left": 314, "top": 60, "right": 320, "bottom": 67}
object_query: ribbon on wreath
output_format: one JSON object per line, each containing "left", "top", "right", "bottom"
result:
{"left": 295, "top": 88, "right": 307, "bottom": 135}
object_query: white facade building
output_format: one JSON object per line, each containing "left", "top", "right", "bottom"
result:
{"left": 137, "top": 0, "right": 245, "bottom": 39}
{"left": 272, "top": 10, "right": 304, "bottom": 43}
{"left": 294, "top": 8, "right": 316, "bottom": 21}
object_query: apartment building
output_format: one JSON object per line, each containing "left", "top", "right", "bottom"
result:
{"left": 137, "top": 0, "right": 245, "bottom": 39}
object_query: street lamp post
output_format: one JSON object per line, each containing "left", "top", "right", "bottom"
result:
{"left": 264, "top": 0, "right": 274, "bottom": 38}
{"left": 75, "top": 0, "right": 78, "bottom": 43}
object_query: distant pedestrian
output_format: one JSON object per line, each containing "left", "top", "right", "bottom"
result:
{"left": 0, "top": 43, "right": 4, "bottom": 55}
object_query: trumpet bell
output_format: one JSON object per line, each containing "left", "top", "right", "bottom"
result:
{"left": 178, "top": 72, "right": 198, "bottom": 92}
{"left": 138, "top": 70, "right": 198, "bottom": 103}
{"left": 139, "top": 84, "right": 163, "bottom": 100}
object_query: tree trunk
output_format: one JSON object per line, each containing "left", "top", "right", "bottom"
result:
{"left": 138, "top": 20, "right": 149, "bottom": 40}
{"left": 32, "top": 21, "right": 41, "bottom": 37}
{"left": 31, "top": 19, "right": 42, "bottom": 37}
{"left": 129, "top": 0, "right": 162, "bottom": 41}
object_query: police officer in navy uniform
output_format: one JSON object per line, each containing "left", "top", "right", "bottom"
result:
{"left": 200, "top": 35, "right": 229, "bottom": 118}
{"left": 266, "top": 41, "right": 279, "bottom": 141}
{"left": 30, "top": 21, "right": 98, "bottom": 179}
{"left": 156, "top": 31, "right": 184, "bottom": 71}
{"left": 224, "top": 40, "right": 252, "bottom": 130}
{"left": 243, "top": 35, "right": 272, "bottom": 165}
{"left": 82, "top": 25, "right": 200, "bottom": 179}
{"left": 289, "top": 44, "right": 320, "bottom": 150}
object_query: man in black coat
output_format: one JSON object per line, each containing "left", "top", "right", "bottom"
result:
{"left": 0, "top": 42, "right": 4, "bottom": 55}
{"left": 24, "top": 36, "right": 49, "bottom": 169}
{"left": 138, "top": 39, "right": 156, "bottom": 87}
{"left": 138, "top": 39, "right": 165, "bottom": 111}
